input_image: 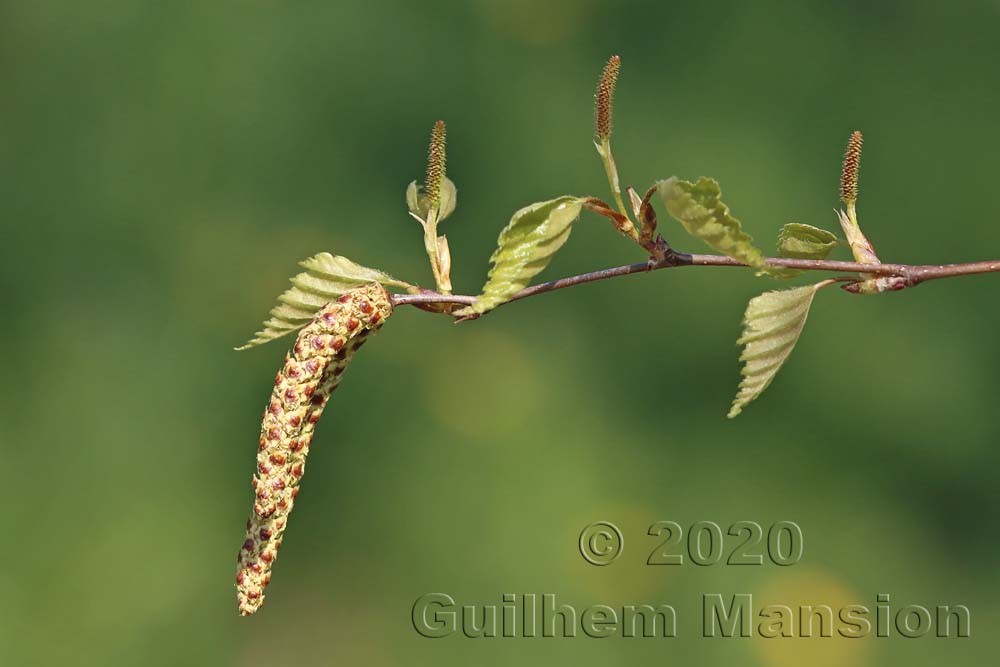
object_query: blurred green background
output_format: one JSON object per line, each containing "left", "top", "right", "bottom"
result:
{"left": 2, "top": 1, "right": 998, "bottom": 665}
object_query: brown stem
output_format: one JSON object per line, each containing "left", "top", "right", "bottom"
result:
{"left": 390, "top": 251, "right": 1000, "bottom": 312}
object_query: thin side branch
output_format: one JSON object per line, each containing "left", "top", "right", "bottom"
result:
{"left": 391, "top": 252, "right": 1000, "bottom": 313}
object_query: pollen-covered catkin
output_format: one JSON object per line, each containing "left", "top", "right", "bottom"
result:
{"left": 236, "top": 283, "right": 393, "bottom": 616}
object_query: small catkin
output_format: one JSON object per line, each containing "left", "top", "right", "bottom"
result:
{"left": 236, "top": 283, "right": 393, "bottom": 616}
{"left": 840, "top": 130, "right": 863, "bottom": 204}
{"left": 425, "top": 120, "right": 447, "bottom": 209}
{"left": 594, "top": 55, "right": 621, "bottom": 140}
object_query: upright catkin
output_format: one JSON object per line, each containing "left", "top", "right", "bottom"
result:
{"left": 425, "top": 120, "right": 447, "bottom": 209}
{"left": 236, "top": 283, "right": 393, "bottom": 615}
{"left": 594, "top": 55, "right": 620, "bottom": 141}
{"left": 840, "top": 130, "right": 863, "bottom": 204}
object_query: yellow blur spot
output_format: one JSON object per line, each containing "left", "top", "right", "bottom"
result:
{"left": 755, "top": 568, "right": 869, "bottom": 667}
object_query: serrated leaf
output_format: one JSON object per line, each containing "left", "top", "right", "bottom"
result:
{"left": 728, "top": 280, "right": 836, "bottom": 418}
{"left": 455, "top": 196, "right": 583, "bottom": 316}
{"left": 657, "top": 176, "right": 767, "bottom": 269}
{"left": 777, "top": 223, "right": 838, "bottom": 260}
{"left": 406, "top": 177, "right": 457, "bottom": 222}
{"left": 237, "top": 252, "right": 409, "bottom": 350}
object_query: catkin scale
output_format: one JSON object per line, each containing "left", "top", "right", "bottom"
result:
{"left": 236, "top": 283, "right": 393, "bottom": 616}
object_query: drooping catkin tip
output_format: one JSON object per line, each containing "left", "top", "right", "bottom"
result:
{"left": 425, "top": 120, "right": 447, "bottom": 208}
{"left": 595, "top": 55, "right": 621, "bottom": 141}
{"left": 840, "top": 130, "right": 863, "bottom": 204}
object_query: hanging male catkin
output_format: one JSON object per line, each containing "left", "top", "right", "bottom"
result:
{"left": 236, "top": 283, "right": 392, "bottom": 615}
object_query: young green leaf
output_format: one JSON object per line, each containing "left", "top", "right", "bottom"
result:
{"left": 768, "top": 222, "right": 840, "bottom": 279}
{"left": 406, "top": 177, "right": 457, "bottom": 222}
{"left": 237, "top": 252, "right": 411, "bottom": 350}
{"left": 657, "top": 176, "right": 767, "bottom": 269}
{"left": 728, "top": 280, "right": 836, "bottom": 418}
{"left": 455, "top": 196, "right": 583, "bottom": 316}
{"left": 777, "top": 223, "right": 839, "bottom": 260}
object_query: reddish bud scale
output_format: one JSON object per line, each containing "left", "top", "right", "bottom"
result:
{"left": 236, "top": 283, "right": 393, "bottom": 616}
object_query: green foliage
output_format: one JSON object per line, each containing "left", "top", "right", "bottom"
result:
{"left": 236, "top": 252, "right": 410, "bottom": 350}
{"left": 657, "top": 176, "right": 771, "bottom": 271}
{"left": 769, "top": 223, "right": 841, "bottom": 278}
{"left": 456, "top": 197, "right": 583, "bottom": 316}
{"left": 728, "top": 280, "right": 835, "bottom": 418}
{"left": 777, "top": 223, "right": 839, "bottom": 260}
{"left": 407, "top": 177, "right": 457, "bottom": 222}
